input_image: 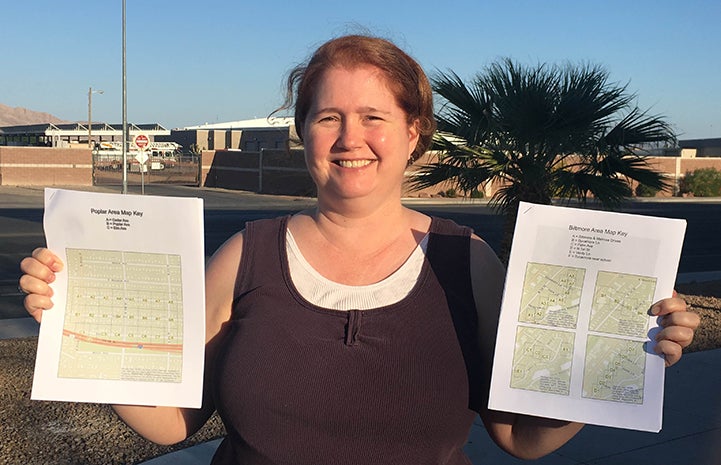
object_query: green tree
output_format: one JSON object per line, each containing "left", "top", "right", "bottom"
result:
{"left": 411, "top": 59, "right": 674, "bottom": 262}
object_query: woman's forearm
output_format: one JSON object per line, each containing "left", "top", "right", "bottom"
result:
{"left": 484, "top": 410, "right": 584, "bottom": 460}
{"left": 111, "top": 404, "right": 194, "bottom": 446}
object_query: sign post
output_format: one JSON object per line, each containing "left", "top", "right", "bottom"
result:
{"left": 133, "top": 134, "right": 150, "bottom": 195}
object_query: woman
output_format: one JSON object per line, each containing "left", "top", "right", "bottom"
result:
{"left": 19, "top": 35, "right": 699, "bottom": 464}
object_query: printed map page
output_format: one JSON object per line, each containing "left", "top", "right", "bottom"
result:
{"left": 32, "top": 188, "right": 205, "bottom": 407}
{"left": 489, "top": 201, "right": 686, "bottom": 432}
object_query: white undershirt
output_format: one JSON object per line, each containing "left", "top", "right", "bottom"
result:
{"left": 285, "top": 230, "right": 429, "bottom": 310}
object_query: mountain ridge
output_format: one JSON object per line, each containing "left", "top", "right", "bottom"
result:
{"left": 0, "top": 103, "right": 69, "bottom": 127}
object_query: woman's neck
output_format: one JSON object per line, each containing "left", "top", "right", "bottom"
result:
{"left": 312, "top": 199, "right": 408, "bottom": 250}
{"left": 289, "top": 196, "right": 430, "bottom": 285}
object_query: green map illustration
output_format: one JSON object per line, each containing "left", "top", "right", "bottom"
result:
{"left": 59, "top": 248, "right": 184, "bottom": 383}
{"left": 511, "top": 264, "right": 655, "bottom": 404}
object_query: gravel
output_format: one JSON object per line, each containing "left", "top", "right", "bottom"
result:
{"left": 0, "top": 337, "right": 226, "bottom": 465}
{"left": 1, "top": 281, "right": 719, "bottom": 465}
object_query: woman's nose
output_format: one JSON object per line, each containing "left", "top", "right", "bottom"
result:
{"left": 336, "top": 120, "right": 363, "bottom": 151}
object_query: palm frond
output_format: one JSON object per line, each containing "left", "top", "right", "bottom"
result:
{"left": 432, "top": 71, "right": 490, "bottom": 145}
{"left": 599, "top": 108, "right": 675, "bottom": 151}
{"left": 554, "top": 169, "right": 632, "bottom": 208}
{"left": 409, "top": 135, "right": 495, "bottom": 193}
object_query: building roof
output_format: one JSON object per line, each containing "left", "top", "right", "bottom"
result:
{"left": 0, "top": 122, "right": 169, "bottom": 136}
{"left": 181, "top": 117, "right": 294, "bottom": 131}
{"left": 679, "top": 138, "right": 721, "bottom": 149}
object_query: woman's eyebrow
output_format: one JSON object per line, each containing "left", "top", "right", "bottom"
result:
{"left": 311, "top": 106, "right": 392, "bottom": 115}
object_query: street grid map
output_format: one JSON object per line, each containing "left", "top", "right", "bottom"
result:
{"left": 511, "top": 263, "right": 656, "bottom": 404}
{"left": 58, "top": 248, "right": 184, "bottom": 383}
{"left": 518, "top": 263, "right": 585, "bottom": 328}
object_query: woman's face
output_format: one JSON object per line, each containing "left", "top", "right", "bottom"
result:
{"left": 302, "top": 65, "right": 420, "bottom": 203}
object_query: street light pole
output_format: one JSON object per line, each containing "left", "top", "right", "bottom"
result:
{"left": 122, "top": 0, "right": 128, "bottom": 194}
{"left": 88, "top": 87, "right": 104, "bottom": 149}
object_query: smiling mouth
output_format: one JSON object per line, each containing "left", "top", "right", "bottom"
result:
{"left": 334, "top": 159, "right": 375, "bottom": 168}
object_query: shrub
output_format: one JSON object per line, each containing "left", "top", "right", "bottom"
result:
{"left": 469, "top": 188, "right": 484, "bottom": 199}
{"left": 635, "top": 183, "right": 660, "bottom": 197}
{"left": 679, "top": 168, "right": 721, "bottom": 197}
{"left": 444, "top": 188, "right": 458, "bottom": 198}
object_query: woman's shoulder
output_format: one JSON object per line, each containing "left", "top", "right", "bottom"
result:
{"left": 209, "top": 230, "right": 245, "bottom": 270}
{"left": 404, "top": 208, "right": 432, "bottom": 233}
{"left": 427, "top": 215, "right": 473, "bottom": 237}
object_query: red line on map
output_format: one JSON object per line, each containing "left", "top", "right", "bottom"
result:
{"left": 62, "top": 329, "right": 183, "bottom": 353}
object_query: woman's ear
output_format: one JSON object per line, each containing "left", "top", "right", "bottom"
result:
{"left": 407, "top": 120, "right": 420, "bottom": 160}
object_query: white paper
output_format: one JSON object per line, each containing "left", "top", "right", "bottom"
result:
{"left": 488, "top": 201, "right": 686, "bottom": 432}
{"left": 32, "top": 188, "right": 205, "bottom": 408}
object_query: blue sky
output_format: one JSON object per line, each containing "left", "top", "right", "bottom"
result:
{"left": 2, "top": 0, "right": 719, "bottom": 139}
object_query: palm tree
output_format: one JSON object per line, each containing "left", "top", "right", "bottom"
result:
{"left": 411, "top": 58, "right": 675, "bottom": 262}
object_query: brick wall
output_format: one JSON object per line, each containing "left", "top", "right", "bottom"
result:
{"left": 2, "top": 146, "right": 721, "bottom": 198}
{"left": 0, "top": 146, "right": 93, "bottom": 186}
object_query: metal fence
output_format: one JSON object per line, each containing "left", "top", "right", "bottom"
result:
{"left": 93, "top": 153, "right": 201, "bottom": 186}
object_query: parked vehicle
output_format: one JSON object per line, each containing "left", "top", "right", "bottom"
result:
{"left": 93, "top": 141, "right": 182, "bottom": 170}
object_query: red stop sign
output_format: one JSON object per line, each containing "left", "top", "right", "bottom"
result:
{"left": 134, "top": 134, "right": 149, "bottom": 150}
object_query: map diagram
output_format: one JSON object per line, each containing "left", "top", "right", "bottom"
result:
{"left": 511, "top": 265, "right": 656, "bottom": 403}
{"left": 583, "top": 335, "right": 645, "bottom": 404}
{"left": 589, "top": 271, "right": 657, "bottom": 338}
{"left": 511, "top": 326, "right": 575, "bottom": 395}
{"left": 59, "top": 248, "right": 184, "bottom": 383}
{"left": 519, "top": 263, "right": 585, "bottom": 328}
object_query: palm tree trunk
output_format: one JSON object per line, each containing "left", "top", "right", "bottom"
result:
{"left": 499, "top": 203, "right": 518, "bottom": 266}
{"left": 498, "top": 184, "right": 553, "bottom": 265}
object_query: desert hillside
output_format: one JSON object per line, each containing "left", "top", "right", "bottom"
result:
{"left": 0, "top": 103, "right": 68, "bottom": 127}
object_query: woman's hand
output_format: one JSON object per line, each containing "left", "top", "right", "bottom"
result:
{"left": 18, "top": 247, "right": 64, "bottom": 322}
{"left": 651, "top": 292, "right": 700, "bottom": 367}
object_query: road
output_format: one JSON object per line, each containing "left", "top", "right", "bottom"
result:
{"left": 2, "top": 185, "right": 720, "bottom": 319}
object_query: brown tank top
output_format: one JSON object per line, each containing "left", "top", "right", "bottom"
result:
{"left": 211, "top": 216, "right": 485, "bottom": 465}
